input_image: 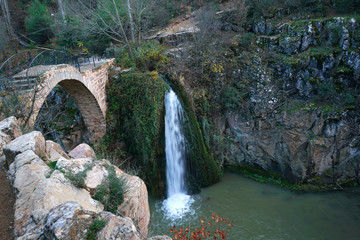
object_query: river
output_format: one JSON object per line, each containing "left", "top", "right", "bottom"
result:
{"left": 149, "top": 172, "right": 360, "bottom": 240}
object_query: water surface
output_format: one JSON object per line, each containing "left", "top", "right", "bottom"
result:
{"left": 149, "top": 172, "right": 360, "bottom": 240}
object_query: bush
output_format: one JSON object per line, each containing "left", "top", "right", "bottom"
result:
{"left": 65, "top": 165, "right": 92, "bottom": 188}
{"left": 25, "top": 0, "right": 53, "bottom": 44}
{"left": 115, "top": 41, "right": 169, "bottom": 71}
{"left": 92, "top": 165, "right": 127, "bottom": 214}
{"left": 86, "top": 217, "right": 106, "bottom": 240}
{"left": 221, "top": 85, "right": 248, "bottom": 111}
{"left": 328, "top": 24, "right": 343, "bottom": 47}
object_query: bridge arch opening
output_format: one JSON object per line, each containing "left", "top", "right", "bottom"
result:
{"left": 31, "top": 78, "right": 106, "bottom": 144}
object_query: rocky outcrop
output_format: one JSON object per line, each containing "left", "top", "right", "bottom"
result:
{"left": 0, "top": 119, "right": 166, "bottom": 239}
{"left": 208, "top": 16, "right": 360, "bottom": 186}
{"left": 0, "top": 117, "right": 22, "bottom": 169}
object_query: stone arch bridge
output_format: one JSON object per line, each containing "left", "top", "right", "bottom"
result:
{"left": 13, "top": 59, "right": 114, "bottom": 141}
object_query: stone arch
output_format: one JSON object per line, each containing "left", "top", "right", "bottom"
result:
{"left": 25, "top": 62, "right": 113, "bottom": 141}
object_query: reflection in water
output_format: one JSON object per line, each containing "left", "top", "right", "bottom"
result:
{"left": 149, "top": 172, "right": 360, "bottom": 240}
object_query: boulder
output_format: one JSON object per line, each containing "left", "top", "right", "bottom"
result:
{"left": 45, "top": 140, "right": 69, "bottom": 162}
{"left": 115, "top": 168, "right": 150, "bottom": 237}
{"left": 0, "top": 116, "right": 22, "bottom": 162}
{"left": 84, "top": 164, "right": 108, "bottom": 189}
{"left": 0, "top": 116, "right": 21, "bottom": 141}
{"left": 68, "top": 143, "right": 95, "bottom": 159}
{"left": 97, "top": 212, "right": 141, "bottom": 240}
{"left": 42, "top": 201, "right": 94, "bottom": 240}
{"left": 3, "top": 131, "right": 45, "bottom": 168}
{"left": 10, "top": 150, "right": 103, "bottom": 238}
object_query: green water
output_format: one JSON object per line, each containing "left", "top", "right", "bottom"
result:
{"left": 148, "top": 172, "right": 360, "bottom": 240}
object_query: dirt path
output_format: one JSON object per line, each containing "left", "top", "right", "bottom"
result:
{"left": 0, "top": 171, "right": 14, "bottom": 240}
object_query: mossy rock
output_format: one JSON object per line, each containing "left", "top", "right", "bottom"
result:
{"left": 106, "top": 71, "right": 168, "bottom": 197}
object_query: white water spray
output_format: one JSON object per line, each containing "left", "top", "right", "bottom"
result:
{"left": 162, "top": 89, "right": 194, "bottom": 220}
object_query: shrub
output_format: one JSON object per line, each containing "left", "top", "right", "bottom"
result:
{"left": 86, "top": 217, "right": 106, "bottom": 240}
{"left": 92, "top": 165, "right": 127, "bottom": 214}
{"left": 221, "top": 86, "right": 248, "bottom": 111}
{"left": 328, "top": 24, "right": 343, "bottom": 47}
{"left": 65, "top": 165, "right": 92, "bottom": 188}
{"left": 115, "top": 41, "right": 169, "bottom": 71}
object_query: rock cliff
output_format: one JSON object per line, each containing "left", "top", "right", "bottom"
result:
{"left": 163, "top": 13, "right": 360, "bottom": 187}
{"left": 0, "top": 117, "right": 169, "bottom": 239}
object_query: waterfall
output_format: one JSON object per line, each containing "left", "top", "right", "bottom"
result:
{"left": 162, "top": 89, "right": 194, "bottom": 220}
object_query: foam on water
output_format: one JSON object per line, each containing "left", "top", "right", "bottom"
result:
{"left": 162, "top": 193, "right": 195, "bottom": 220}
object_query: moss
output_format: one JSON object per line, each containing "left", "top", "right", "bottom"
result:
{"left": 168, "top": 75, "right": 222, "bottom": 189}
{"left": 226, "top": 165, "right": 352, "bottom": 192}
{"left": 106, "top": 71, "right": 168, "bottom": 197}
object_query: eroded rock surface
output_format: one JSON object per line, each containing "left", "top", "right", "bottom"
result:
{"left": 0, "top": 127, "right": 158, "bottom": 239}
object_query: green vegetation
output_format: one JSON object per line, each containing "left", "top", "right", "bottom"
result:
{"left": 86, "top": 217, "right": 106, "bottom": 240}
{"left": 227, "top": 165, "right": 357, "bottom": 191}
{"left": 25, "top": 0, "right": 53, "bottom": 44}
{"left": 92, "top": 165, "right": 127, "bottom": 214}
{"left": 221, "top": 85, "right": 248, "bottom": 111}
{"left": 65, "top": 165, "right": 92, "bottom": 189}
{"left": 46, "top": 161, "right": 61, "bottom": 178}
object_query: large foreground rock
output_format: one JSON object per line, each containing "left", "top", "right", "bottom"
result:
{"left": 9, "top": 150, "right": 103, "bottom": 239}
{"left": 5, "top": 129, "right": 158, "bottom": 239}
{"left": 56, "top": 158, "right": 150, "bottom": 236}
{"left": 41, "top": 202, "right": 94, "bottom": 240}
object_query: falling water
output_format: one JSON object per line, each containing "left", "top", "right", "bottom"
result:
{"left": 162, "top": 89, "right": 194, "bottom": 220}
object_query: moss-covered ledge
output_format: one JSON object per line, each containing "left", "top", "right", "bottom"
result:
{"left": 227, "top": 165, "right": 359, "bottom": 192}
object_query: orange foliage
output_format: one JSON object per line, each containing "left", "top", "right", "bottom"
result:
{"left": 169, "top": 212, "right": 234, "bottom": 240}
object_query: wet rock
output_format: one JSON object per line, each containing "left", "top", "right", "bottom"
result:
{"left": 68, "top": 143, "right": 95, "bottom": 159}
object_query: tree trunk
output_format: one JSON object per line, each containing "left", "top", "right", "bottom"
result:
{"left": 57, "top": 0, "right": 66, "bottom": 22}
{"left": 126, "top": 0, "right": 135, "bottom": 43}
{"left": 0, "top": 0, "right": 13, "bottom": 36}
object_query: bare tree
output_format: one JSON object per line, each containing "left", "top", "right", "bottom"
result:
{"left": 64, "top": 0, "right": 152, "bottom": 57}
